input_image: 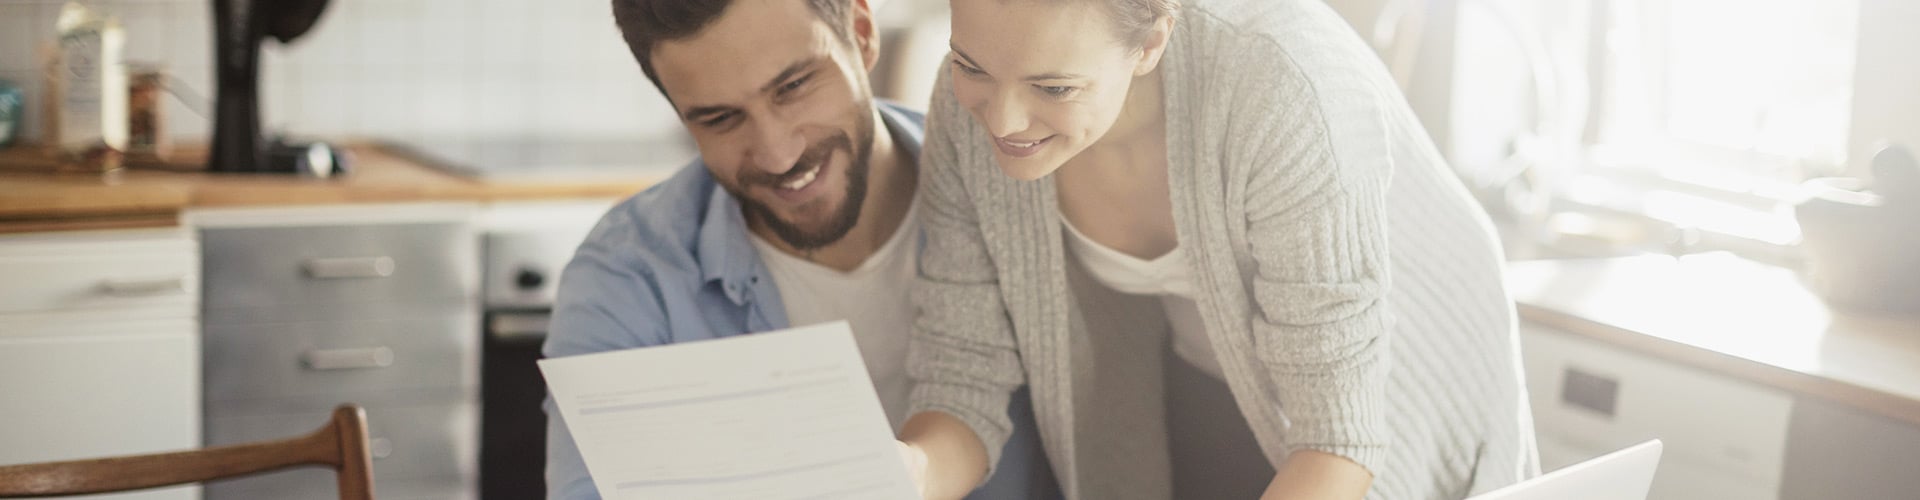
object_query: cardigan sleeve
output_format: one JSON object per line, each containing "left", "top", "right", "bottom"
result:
{"left": 904, "top": 68, "right": 1028, "bottom": 482}
{"left": 1234, "top": 40, "right": 1398, "bottom": 475}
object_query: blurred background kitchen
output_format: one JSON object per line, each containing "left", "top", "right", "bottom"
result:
{"left": 0, "top": 0, "right": 1915, "bottom": 499}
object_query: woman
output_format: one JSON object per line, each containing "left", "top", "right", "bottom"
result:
{"left": 894, "top": 0, "right": 1537, "bottom": 499}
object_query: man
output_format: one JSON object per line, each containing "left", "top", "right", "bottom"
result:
{"left": 542, "top": 0, "right": 1055, "bottom": 498}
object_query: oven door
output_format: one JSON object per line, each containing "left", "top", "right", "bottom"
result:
{"left": 480, "top": 309, "right": 550, "bottom": 500}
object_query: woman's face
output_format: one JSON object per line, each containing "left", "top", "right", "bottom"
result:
{"left": 948, "top": 0, "right": 1155, "bottom": 181}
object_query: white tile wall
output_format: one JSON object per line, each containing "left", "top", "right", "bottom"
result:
{"left": 0, "top": 0, "right": 682, "bottom": 144}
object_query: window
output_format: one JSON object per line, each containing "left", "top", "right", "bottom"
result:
{"left": 1445, "top": 0, "right": 1864, "bottom": 256}
{"left": 1593, "top": 0, "right": 1860, "bottom": 182}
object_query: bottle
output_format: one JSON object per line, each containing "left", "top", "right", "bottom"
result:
{"left": 0, "top": 79, "right": 22, "bottom": 148}
{"left": 42, "top": 2, "right": 127, "bottom": 170}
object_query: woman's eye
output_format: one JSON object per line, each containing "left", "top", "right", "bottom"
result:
{"left": 952, "top": 60, "right": 984, "bottom": 75}
{"left": 1038, "top": 85, "right": 1076, "bottom": 97}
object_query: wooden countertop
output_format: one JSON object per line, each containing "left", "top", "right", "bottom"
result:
{"left": 1507, "top": 253, "right": 1920, "bottom": 428}
{"left": 0, "top": 144, "right": 673, "bottom": 233}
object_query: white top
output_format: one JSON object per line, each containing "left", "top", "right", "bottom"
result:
{"left": 1060, "top": 215, "right": 1225, "bottom": 380}
{"left": 749, "top": 203, "right": 922, "bottom": 431}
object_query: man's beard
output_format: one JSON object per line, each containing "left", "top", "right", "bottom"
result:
{"left": 728, "top": 104, "right": 876, "bottom": 252}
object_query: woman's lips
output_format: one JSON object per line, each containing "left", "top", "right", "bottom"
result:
{"left": 995, "top": 135, "right": 1053, "bottom": 158}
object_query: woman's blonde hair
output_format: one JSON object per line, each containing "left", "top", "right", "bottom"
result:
{"left": 1086, "top": 0, "right": 1180, "bottom": 47}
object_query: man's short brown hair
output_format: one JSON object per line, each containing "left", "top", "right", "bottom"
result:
{"left": 610, "top": 0, "right": 854, "bottom": 98}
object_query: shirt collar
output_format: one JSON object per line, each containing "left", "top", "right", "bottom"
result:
{"left": 877, "top": 100, "right": 925, "bottom": 160}
{"left": 696, "top": 183, "right": 757, "bottom": 304}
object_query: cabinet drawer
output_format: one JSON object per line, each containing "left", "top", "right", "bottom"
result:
{"left": 203, "top": 307, "right": 478, "bottom": 403}
{"left": 1521, "top": 323, "right": 1793, "bottom": 489}
{"left": 201, "top": 223, "right": 476, "bottom": 311}
{"left": 205, "top": 402, "right": 475, "bottom": 500}
{"left": 0, "top": 232, "right": 196, "bottom": 316}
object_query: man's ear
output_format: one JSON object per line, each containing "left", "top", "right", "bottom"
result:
{"left": 1134, "top": 14, "right": 1175, "bottom": 76}
{"left": 851, "top": 0, "right": 882, "bottom": 71}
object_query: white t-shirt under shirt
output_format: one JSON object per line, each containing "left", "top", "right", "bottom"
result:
{"left": 747, "top": 203, "right": 921, "bottom": 431}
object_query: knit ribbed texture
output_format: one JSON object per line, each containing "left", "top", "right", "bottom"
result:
{"left": 907, "top": 0, "right": 1538, "bottom": 498}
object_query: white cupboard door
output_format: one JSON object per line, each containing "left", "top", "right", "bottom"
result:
{"left": 1522, "top": 323, "right": 1791, "bottom": 500}
{"left": 0, "top": 320, "right": 200, "bottom": 500}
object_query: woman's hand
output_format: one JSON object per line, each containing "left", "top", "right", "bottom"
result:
{"left": 897, "top": 411, "right": 990, "bottom": 500}
{"left": 895, "top": 440, "right": 930, "bottom": 498}
{"left": 1258, "top": 450, "right": 1374, "bottom": 500}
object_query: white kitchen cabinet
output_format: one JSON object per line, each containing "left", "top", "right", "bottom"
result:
{"left": 1779, "top": 397, "right": 1920, "bottom": 499}
{"left": 0, "top": 228, "right": 201, "bottom": 500}
{"left": 1521, "top": 322, "right": 1794, "bottom": 500}
{"left": 0, "top": 320, "right": 200, "bottom": 464}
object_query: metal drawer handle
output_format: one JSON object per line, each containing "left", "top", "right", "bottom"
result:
{"left": 301, "top": 347, "right": 395, "bottom": 371}
{"left": 303, "top": 256, "right": 395, "bottom": 280}
{"left": 488, "top": 311, "right": 550, "bottom": 342}
{"left": 1562, "top": 367, "right": 1620, "bottom": 417}
{"left": 369, "top": 437, "right": 394, "bottom": 460}
{"left": 98, "top": 277, "right": 189, "bottom": 296}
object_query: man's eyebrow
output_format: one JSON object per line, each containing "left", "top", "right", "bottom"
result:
{"left": 760, "top": 58, "right": 818, "bottom": 93}
{"left": 681, "top": 104, "right": 735, "bottom": 122}
{"left": 677, "top": 58, "right": 818, "bottom": 122}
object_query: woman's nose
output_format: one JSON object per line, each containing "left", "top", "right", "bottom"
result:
{"left": 980, "top": 90, "right": 1031, "bottom": 139}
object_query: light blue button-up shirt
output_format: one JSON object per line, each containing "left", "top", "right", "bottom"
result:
{"left": 543, "top": 102, "right": 1056, "bottom": 500}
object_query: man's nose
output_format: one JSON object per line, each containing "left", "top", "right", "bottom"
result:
{"left": 747, "top": 113, "right": 805, "bottom": 174}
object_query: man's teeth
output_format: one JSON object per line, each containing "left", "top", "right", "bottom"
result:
{"left": 1006, "top": 139, "right": 1038, "bottom": 148}
{"left": 780, "top": 165, "right": 819, "bottom": 190}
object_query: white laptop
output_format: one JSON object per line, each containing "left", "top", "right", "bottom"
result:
{"left": 1469, "top": 440, "right": 1664, "bottom": 500}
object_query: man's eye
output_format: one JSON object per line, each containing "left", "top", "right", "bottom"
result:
{"left": 952, "top": 60, "right": 983, "bottom": 75}
{"left": 702, "top": 113, "right": 735, "bottom": 127}
{"left": 780, "top": 76, "right": 810, "bottom": 94}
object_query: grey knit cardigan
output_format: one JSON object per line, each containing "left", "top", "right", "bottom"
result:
{"left": 904, "top": 0, "right": 1539, "bottom": 498}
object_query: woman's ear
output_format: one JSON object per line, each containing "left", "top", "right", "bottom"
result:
{"left": 1134, "top": 14, "right": 1175, "bottom": 76}
{"left": 852, "top": 0, "right": 883, "bottom": 72}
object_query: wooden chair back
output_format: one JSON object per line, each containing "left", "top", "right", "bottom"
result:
{"left": 0, "top": 404, "right": 374, "bottom": 499}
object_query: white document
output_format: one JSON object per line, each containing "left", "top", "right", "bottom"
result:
{"left": 538, "top": 321, "right": 919, "bottom": 500}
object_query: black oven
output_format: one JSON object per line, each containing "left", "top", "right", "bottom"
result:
{"left": 480, "top": 309, "right": 551, "bottom": 500}
{"left": 479, "top": 223, "right": 593, "bottom": 500}
{"left": 449, "top": 144, "right": 688, "bottom": 500}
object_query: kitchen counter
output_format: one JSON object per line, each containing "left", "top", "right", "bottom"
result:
{"left": 1507, "top": 253, "right": 1920, "bottom": 428}
{"left": 0, "top": 144, "right": 673, "bottom": 233}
